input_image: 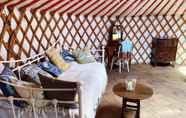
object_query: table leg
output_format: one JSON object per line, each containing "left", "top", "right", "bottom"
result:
{"left": 121, "top": 97, "right": 126, "bottom": 118}
{"left": 136, "top": 100, "right": 140, "bottom": 118}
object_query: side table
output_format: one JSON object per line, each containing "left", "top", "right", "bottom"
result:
{"left": 113, "top": 83, "right": 153, "bottom": 118}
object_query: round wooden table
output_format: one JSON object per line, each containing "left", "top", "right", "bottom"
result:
{"left": 113, "top": 83, "right": 153, "bottom": 118}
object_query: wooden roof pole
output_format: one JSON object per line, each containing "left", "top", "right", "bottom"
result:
{"left": 102, "top": 0, "right": 124, "bottom": 17}
{"left": 68, "top": 0, "right": 94, "bottom": 16}
{"left": 58, "top": 0, "right": 85, "bottom": 15}
{"left": 133, "top": 0, "right": 150, "bottom": 16}
{"left": 165, "top": 0, "right": 178, "bottom": 15}
{"left": 93, "top": 0, "right": 115, "bottom": 17}
{"left": 125, "top": 0, "right": 144, "bottom": 16}
{"left": 20, "top": 0, "right": 40, "bottom": 10}
{"left": 108, "top": 0, "right": 128, "bottom": 17}
{"left": 7, "top": 0, "right": 25, "bottom": 9}
{"left": 138, "top": 0, "right": 158, "bottom": 16}
{"left": 85, "top": 0, "right": 107, "bottom": 16}
{"left": 174, "top": 0, "right": 185, "bottom": 15}
{"left": 147, "top": 0, "right": 166, "bottom": 16}
{"left": 75, "top": 0, "right": 101, "bottom": 16}
{"left": 32, "top": 0, "right": 51, "bottom": 12}
{"left": 119, "top": 0, "right": 141, "bottom": 17}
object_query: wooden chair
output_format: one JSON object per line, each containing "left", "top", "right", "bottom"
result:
{"left": 110, "top": 39, "right": 133, "bottom": 73}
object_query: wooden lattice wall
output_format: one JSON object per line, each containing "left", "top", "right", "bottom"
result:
{"left": 0, "top": 8, "right": 186, "bottom": 64}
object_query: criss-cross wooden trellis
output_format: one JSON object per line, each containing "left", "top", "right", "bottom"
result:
{"left": 0, "top": 8, "right": 186, "bottom": 65}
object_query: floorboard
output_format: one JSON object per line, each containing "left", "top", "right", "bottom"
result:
{"left": 96, "top": 64, "right": 186, "bottom": 118}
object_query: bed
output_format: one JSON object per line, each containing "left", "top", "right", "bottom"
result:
{"left": 0, "top": 46, "right": 107, "bottom": 118}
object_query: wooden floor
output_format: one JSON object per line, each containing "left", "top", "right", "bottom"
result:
{"left": 96, "top": 64, "right": 186, "bottom": 118}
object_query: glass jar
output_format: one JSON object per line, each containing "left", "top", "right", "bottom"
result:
{"left": 124, "top": 77, "right": 137, "bottom": 92}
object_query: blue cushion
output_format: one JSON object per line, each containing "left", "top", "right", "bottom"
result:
{"left": 38, "top": 61, "right": 62, "bottom": 77}
{"left": 0, "top": 67, "right": 27, "bottom": 108}
{"left": 121, "top": 39, "right": 133, "bottom": 53}
{"left": 60, "top": 50, "right": 76, "bottom": 62}
{"left": 21, "top": 64, "right": 53, "bottom": 85}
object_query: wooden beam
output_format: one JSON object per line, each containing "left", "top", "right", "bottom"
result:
{"left": 101, "top": 0, "right": 122, "bottom": 17}
{"left": 93, "top": 0, "right": 115, "bottom": 17}
{"left": 68, "top": 0, "right": 94, "bottom": 15}
{"left": 133, "top": 0, "right": 150, "bottom": 16}
{"left": 174, "top": 0, "right": 185, "bottom": 15}
{"left": 108, "top": 0, "right": 128, "bottom": 17}
{"left": 51, "top": 0, "right": 75, "bottom": 14}
{"left": 165, "top": 0, "right": 178, "bottom": 15}
{"left": 20, "top": 0, "right": 40, "bottom": 10}
{"left": 119, "top": 0, "right": 141, "bottom": 17}
{"left": 41, "top": 0, "right": 68, "bottom": 13}
{"left": 57, "top": 0, "right": 84, "bottom": 15}
{"left": 125, "top": 0, "right": 144, "bottom": 16}
{"left": 0, "top": 0, "right": 11, "bottom": 8}
{"left": 32, "top": 0, "right": 51, "bottom": 12}
{"left": 147, "top": 0, "right": 165, "bottom": 16}
{"left": 7, "top": 0, "right": 25, "bottom": 8}
{"left": 155, "top": 0, "right": 170, "bottom": 15}
{"left": 84, "top": 0, "right": 107, "bottom": 16}
{"left": 75, "top": 0, "right": 100, "bottom": 16}
{"left": 139, "top": 0, "right": 158, "bottom": 16}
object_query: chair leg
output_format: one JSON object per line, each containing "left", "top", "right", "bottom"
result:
{"left": 110, "top": 57, "right": 114, "bottom": 72}
{"left": 126, "top": 60, "right": 130, "bottom": 72}
{"left": 119, "top": 59, "right": 122, "bottom": 73}
{"left": 122, "top": 60, "right": 125, "bottom": 69}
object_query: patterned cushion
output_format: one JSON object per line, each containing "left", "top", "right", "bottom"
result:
{"left": 72, "top": 48, "right": 96, "bottom": 64}
{"left": 21, "top": 64, "right": 53, "bottom": 85}
{"left": 38, "top": 61, "right": 62, "bottom": 77}
{"left": 46, "top": 47, "right": 70, "bottom": 71}
{"left": 0, "top": 66, "right": 27, "bottom": 108}
{"left": 60, "top": 50, "right": 76, "bottom": 62}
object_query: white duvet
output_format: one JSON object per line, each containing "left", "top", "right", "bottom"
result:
{"left": 58, "top": 62, "right": 108, "bottom": 118}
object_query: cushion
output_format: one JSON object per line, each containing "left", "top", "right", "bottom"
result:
{"left": 0, "top": 66, "right": 27, "bottom": 108}
{"left": 121, "top": 39, "right": 133, "bottom": 53}
{"left": 21, "top": 64, "right": 53, "bottom": 85}
{"left": 46, "top": 47, "right": 70, "bottom": 71}
{"left": 11, "top": 79, "right": 48, "bottom": 108}
{"left": 0, "top": 63, "right": 4, "bottom": 73}
{"left": 38, "top": 73, "right": 78, "bottom": 108}
{"left": 72, "top": 48, "right": 96, "bottom": 64}
{"left": 60, "top": 50, "right": 76, "bottom": 62}
{"left": 38, "top": 61, "right": 62, "bottom": 77}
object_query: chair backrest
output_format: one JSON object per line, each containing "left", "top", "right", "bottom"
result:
{"left": 121, "top": 39, "right": 133, "bottom": 53}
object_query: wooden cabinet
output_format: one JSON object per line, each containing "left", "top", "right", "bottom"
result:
{"left": 151, "top": 37, "right": 178, "bottom": 66}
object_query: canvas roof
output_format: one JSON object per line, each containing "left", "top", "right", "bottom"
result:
{"left": 0, "top": 0, "right": 185, "bottom": 17}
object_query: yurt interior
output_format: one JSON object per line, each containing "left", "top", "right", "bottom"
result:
{"left": 0, "top": 0, "right": 186, "bottom": 118}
